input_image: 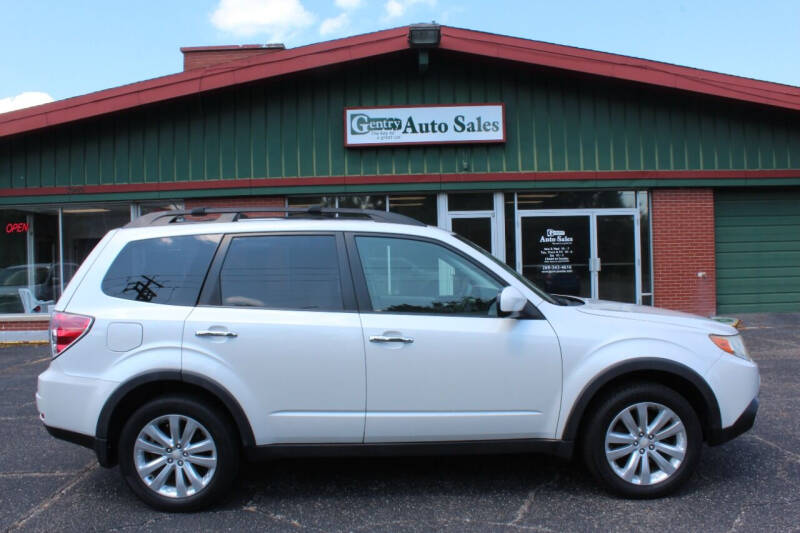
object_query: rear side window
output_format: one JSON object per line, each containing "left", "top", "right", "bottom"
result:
{"left": 102, "top": 234, "right": 221, "bottom": 305}
{"left": 218, "top": 235, "right": 343, "bottom": 311}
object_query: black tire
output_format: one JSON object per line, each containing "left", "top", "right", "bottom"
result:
{"left": 118, "top": 394, "right": 240, "bottom": 511}
{"left": 582, "top": 382, "right": 702, "bottom": 498}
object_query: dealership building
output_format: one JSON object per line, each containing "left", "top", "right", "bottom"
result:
{"left": 1, "top": 25, "right": 799, "bottom": 335}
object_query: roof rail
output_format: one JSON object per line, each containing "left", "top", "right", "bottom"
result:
{"left": 124, "top": 206, "right": 426, "bottom": 228}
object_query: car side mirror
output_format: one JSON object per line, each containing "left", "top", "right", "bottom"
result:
{"left": 499, "top": 286, "right": 527, "bottom": 313}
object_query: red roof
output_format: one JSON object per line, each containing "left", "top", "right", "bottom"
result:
{"left": 2, "top": 25, "right": 799, "bottom": 138}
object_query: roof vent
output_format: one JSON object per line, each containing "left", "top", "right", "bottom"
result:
{"left": 180, "top": 44, "right": 286, "bottom": 71}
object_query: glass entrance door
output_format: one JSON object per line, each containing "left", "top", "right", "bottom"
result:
{"left": 517, "top": 209, "right": 641, "bottom": 303}
{"left": 597, "top": 215, "right": 637, "bottom": 302}
{"left": 520, "top": 215, "right": 592, "bottom": 298}
{"left": 450, "top": 217, "right": 494, "bottom": 253}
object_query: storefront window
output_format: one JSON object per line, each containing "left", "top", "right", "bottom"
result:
{"left": 504, "top": 193, "right": 516, "bottom": 268}
{"left": 388, "top": 195, "right": 437, "bottom": 226}
{"left": 286, "top": 194, "right": 438, "bottom": 226}
{"left": 448, "top": 193, "right": 494, "bottom": 211}
{"left": 516, "top": 191, "right": 635, "bottom": 210}
{"left": 337, "top": 195, "right": 386, "bottom": 211}
{"left": 287, "top": 196, "right": 336, "bottom": 209}
{"left": 61, "top": 205, "right": 132, "bottom": 290}
{"left": 0, "top": 208, "right": 60, "bottom": 314}
{"left": 137, "top": 201, "right": 184, "bottom": 216}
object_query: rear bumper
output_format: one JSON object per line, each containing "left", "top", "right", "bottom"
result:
{"left": 708, "top": 397, "right": 758, "bottom": 446}
{"left": 43, "top": 425, "right": 113, "bottom": 467}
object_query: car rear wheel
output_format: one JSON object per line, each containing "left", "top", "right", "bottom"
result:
{"left": 118, "top": 395, "right": 239, "bottom": 511}
{"left": 583, "top": 382, "right": 702, "bottom": 498}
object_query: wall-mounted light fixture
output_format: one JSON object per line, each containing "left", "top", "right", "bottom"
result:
{"left": 408, "top": 23, "right": 441, "bottom": 48}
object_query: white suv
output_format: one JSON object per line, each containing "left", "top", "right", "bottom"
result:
{"left": 37, "top": 207, "right": 759, "bottom": 511}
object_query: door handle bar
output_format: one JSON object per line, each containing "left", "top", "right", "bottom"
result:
{"left": 195, "top": 330, "right": 238, "bottom": 338}
{"left": 369, "top": 335, "right": 414, "bottom": 344}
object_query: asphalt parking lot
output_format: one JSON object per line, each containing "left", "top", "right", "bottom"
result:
{"left": 1, "top": 312, "right": 798, "bottom": 532}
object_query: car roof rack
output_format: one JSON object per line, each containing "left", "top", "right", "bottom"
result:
{"left": 124, "top": 205, "right": 426, "bottom": 228}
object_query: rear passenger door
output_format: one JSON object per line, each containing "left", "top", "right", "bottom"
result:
{"left": 182, "top": 232, "right": 366, "bottom": 445}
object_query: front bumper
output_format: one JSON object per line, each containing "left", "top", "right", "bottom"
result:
{"left": 708, "top": 397, "right": 758, "bottom": 446}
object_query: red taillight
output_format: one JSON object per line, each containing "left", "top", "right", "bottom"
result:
{"left": 50, "top": 312, "right": 93, "bottom": 357}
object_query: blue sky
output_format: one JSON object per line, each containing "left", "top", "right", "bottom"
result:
{"left": 1, "top": 0, "right": 799, "bottom": 113}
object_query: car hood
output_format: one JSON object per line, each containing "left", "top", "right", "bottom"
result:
{"left": 574, "top": 298, "right": 736, "bottom": 334}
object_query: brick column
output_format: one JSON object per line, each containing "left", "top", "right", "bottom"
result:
{"left": 651, "top": 189, "right": 716, "bottom": 316}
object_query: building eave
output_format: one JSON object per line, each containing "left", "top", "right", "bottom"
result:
{"left": 1, "top": 25, "right": 799, "bottom": 138}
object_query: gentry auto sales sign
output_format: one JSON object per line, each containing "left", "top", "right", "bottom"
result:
{"left": 345, "top": 104, "right": 505, "bottom": 147}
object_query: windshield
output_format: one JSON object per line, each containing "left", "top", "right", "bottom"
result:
{"left": 454, "top": 235, "right": 559, "bottom": 305}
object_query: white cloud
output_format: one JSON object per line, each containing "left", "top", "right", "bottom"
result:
{"left": 334, "top": 0, "right": 362, "bottom": 9}
{"left": 0, "top": 92, "right": 54, "bottom": 114}
{"left": 384, "top": 0, "right": 436, "bottom": 19}
{"left": 320, "top": 13, "right": 350, "bottom": 36}
{"left": 210, "top": 0, "right": 315, "bottom": 40}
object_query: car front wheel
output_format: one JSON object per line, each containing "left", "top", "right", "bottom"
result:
{"left": 583, "top": 382, "right": 702, "bottom": 498}
{"left": 118, "top": 395, "right": 239, "bottom": 511}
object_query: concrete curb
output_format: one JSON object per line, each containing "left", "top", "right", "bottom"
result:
{"left": 0, "top": 340, "right": 49, "bottom": 347}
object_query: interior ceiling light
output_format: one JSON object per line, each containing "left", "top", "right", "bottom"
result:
{"left": 62, "top": 208, "right": 112, "bottom": 214}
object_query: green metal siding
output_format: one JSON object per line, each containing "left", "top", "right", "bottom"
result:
{"left": 1, "top": 50, "right": 800, "bottom": 191}
{"left": 715, "top": 189, "right": 800, "bottom": 313}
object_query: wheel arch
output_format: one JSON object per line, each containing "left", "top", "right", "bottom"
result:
{"left": 561, "top": 358, "right": 722, "bottom": 447}
{"left": 95, "top": 371, "right": 255, "bottom": 467}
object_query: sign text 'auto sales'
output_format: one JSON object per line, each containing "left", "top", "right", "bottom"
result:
{"left": 345, "top": 104, "right": 505, "bottom": 147}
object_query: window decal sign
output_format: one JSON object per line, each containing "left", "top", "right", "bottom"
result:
{"left": 344, "top": 104, "right": 505, "bottom": 147}
{"left": 539, "top": 228, "right": 574, "bottom": 273}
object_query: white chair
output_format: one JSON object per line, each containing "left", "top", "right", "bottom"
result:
{"left": 17, "top": 288, "right": 53, "bottom": 314}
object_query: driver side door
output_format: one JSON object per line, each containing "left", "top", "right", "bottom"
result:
{"left": 348, "top": 234, "right": 562, "bottom": 443}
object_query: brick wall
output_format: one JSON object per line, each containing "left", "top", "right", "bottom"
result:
{"left": 651, "top": 188, "right": 717, "bottom": 316}
{"left": 181, "top": 45, "right": 284, "bottom": 71}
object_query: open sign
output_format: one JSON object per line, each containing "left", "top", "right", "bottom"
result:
{"left": 5, "top": 222, "right": 29, "bottom": 234}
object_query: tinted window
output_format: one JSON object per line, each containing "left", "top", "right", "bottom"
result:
{"left": 219, "top": 235, "right": 343, "bottom": 311}
{"left": 102, "top": 234, "right": 221, "bottom": 305}
{"left": 388, "top": 194, "right": 437, "bottom": 225}
{"left": 448, "top": 193, "right": 494, "bottom": 211}
{"left": 355, "top": 236, "right": 503, "bottom": 316}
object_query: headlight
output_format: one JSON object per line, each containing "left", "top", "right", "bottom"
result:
{"left": 709, "top": 334, "right": 752, "bottom": 361}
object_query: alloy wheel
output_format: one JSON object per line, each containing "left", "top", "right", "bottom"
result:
{"left": 133, "top": 414, "right": 218, "bottom": 498}
{"left": 604, "top": 401, "right": 688, "bottom": 486}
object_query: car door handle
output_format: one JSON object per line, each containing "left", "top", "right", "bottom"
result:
{"left": 369, "top": 335, "right": 414, "bottom": 344}
{"left": 195, "top": 330, "right": 238, "bottom": 338}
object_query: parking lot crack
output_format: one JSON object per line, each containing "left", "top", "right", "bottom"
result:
{"left": 0, "top": 470, "right": 85, "bottom": 479}
{"left": 748, "top": 434, "right": 800, "bottom": 464}
{"left": 510, "top": 474, "right": 560, "bottom": 526}
{"left": 727, "top": 498, "right": 800, "bottom": 533}
{"left": 5, "top": 460, "right": 97, "bottom": 532}
{"left": 102, "top": 518, "right": 161, "bottom": 532}
{"left": 351, "top": 518, "right": 555, "bottom": 532}
{"left": 0, "top": 357, "right": 50, "bottom": 376}
{"left": 243, "top": 503, "right": 325, "bottom": 531}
